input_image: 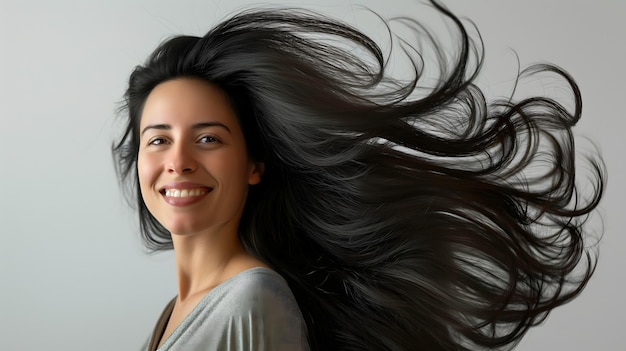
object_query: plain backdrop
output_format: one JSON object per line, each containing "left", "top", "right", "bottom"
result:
{"left": 1, "top": 0, "right": 623, "bottom": 350}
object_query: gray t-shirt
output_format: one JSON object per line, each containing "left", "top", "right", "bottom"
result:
{"left": 144, "top": 267, "right": 310, "bottom": 351}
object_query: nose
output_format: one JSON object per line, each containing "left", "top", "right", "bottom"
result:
{"left": 166, "top": 143, "right": 197, "bottom": 174}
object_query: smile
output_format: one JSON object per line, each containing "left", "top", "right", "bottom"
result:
{"left": 162, "top": 188, "right": 208, "bottom": 198}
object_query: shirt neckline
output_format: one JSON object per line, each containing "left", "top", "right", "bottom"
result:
{"left": 148, "top": 266, "right": 277, "bottom": 351}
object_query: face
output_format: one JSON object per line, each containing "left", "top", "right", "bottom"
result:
{"left": 137, "top": 78, "right": 263, "bottom": 237}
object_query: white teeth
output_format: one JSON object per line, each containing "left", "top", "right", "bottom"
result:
{"left": 164, "top": 188, "right": 206, "bottom": 198}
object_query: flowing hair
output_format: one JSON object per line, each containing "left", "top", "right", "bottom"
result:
{"left": 113, "top": 1, "right": 605, "bottom": 350}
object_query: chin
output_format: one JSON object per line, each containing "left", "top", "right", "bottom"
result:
{"left": 165, "top": 223, "right": 207, "bottom": 237}
{"left": 159, "top": 214, "right": 210, "bottom": 237}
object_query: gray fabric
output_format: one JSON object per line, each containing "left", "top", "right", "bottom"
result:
{"left": 143, "top": 267, "right": 310, "bottom": 351}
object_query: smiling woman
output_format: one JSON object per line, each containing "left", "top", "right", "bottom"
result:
{"left": 138, "top": 79, "right": 263, "bottom": 238}
{"left": 129, "top": 79, "right": 306, "bottom": 350}
{"left": 112, "top": 1, "right": 605, "bottom": 351}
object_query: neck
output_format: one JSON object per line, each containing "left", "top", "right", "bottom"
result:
{"left": 170, "top": 228, "right": 265, "bottom": 301}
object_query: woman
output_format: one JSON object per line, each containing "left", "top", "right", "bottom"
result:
{"left": 133, "top": 78, "right": 308, "bottom": 350}
{"left": 113, "top": 1, "right": 605, "bottom": 350}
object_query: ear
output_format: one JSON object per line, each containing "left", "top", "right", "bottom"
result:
{"left": 248, "top": 161, "right": 265, "bottom": 185}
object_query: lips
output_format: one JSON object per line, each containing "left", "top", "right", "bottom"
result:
{"left": 159, "top": 182, "right": 212, "bottom": 207}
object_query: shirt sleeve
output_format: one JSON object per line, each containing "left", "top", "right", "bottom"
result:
{"left": 216, "top": 271, "right": 310, "bottom": 351}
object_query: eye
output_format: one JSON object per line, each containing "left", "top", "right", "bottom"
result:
{"left": 148, "top": 137, "right": 168, "bottom": 146}
{"left": 198, "top": 135, "right": 220, "bottom": 144}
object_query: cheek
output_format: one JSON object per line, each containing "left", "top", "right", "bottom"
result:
{"left": 222, "top": 157, "right": 250, "bottom": 184}
{"left": 137, "top": 153, "right": 159, "bottom": 192}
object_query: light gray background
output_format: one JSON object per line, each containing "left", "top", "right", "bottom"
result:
{"left": 1, "top": 0, "right": 623, "bottom": 350}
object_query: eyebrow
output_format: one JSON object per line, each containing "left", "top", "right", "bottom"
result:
{"left": 140, "top": 122, "right": 231, "bottom": 136}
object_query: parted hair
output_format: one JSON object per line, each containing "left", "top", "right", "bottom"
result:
{"left": 113, "top": 1, "right": 605, "bottom": 350}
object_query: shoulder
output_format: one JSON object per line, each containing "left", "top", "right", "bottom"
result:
{"left": 224, "top": 267, "right": 302, "bottom": 318}
{"left": 212, "top": 267, "right": 310, "bottom": 351}
{"left": 230, "top": 267, "right": 293, "bottom": 294}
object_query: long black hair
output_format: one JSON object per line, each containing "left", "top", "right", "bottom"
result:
{"left": 113, "top": 1, "right": 605, "bottom": 350}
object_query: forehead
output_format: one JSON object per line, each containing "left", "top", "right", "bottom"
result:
{"left": 140, "top": 78, "right": 238, "bottom": 128}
